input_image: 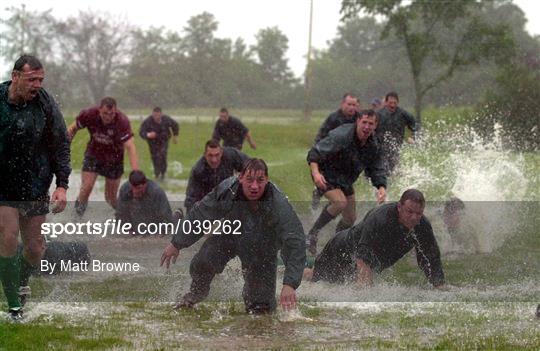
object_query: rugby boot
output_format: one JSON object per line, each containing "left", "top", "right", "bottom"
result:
{"left": 8, "top": 308, "right": 24, "bottom": 322}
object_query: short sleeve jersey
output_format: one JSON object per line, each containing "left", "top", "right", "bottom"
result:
{"left": 76, "top": 107, "right": 133, "bottom": 164}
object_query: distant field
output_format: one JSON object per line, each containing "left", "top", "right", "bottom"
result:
{"left": 66, "top": 106, "right": 538, "bottom": 202}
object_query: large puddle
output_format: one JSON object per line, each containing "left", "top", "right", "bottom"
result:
{"left": 4, "top": 126, "right": 539, "bottom": 349}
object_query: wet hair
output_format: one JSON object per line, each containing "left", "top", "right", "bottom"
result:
{"left": 385, "top": 91, "right": 399, "bottom": 102}
{"left": 241, "top": 158, "right": 268, "bottom": 177}
{"left": 342, "top": 93, "right": 357, "bottom": 102}
{"left": 129, "top": 170, "right": 147, "bottom": 186}
{"left": 219, "top": 107, "right": 229, "bottom": 114}
{"left": 100, "top": 97, "right": 117, "bottom": 109}
{"left": 13, "top": 54, "right": 43, "bottom": 72}
{"left": 152, "top": 106, "right": 162, "bottom": 113}
{"left": 360, "top": 109, "right": 376, "bottom": 117}
{"left": 358, "top": 109, "right": 378, "bottom": 122}
{"left": 443, "top": 197, "right": 465, "bottom": 214}
{"left": 205, "top": 139, "right": 222, "bottom": 151}
{"left": 399, "top": 189, "right": 425, "bottom": 206}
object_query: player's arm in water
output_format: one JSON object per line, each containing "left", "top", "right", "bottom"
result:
{"left": 355, "top": 259, "right": 374, "bottom": 287}
{"left": 274, "top": 196, "right": 306, "bottom": 310}
{"left": 150, "top": 185, "right": 173, "bottom": 223}
{"left": 415, "top": 219, "right": 445, "bottom": 288}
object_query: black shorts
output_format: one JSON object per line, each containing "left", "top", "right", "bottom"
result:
{"left": 83, "top": 155, "right": 123, "bottom": 179}
{"left": 0, "top": 194, "right": 50, "bottom": 216}
{"left": 316, "top": 183, "right": 355, "bottom": 197}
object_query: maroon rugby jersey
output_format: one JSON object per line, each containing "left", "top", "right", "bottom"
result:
{"left": 76, "top": 107, "right": 133, "bottom": 164}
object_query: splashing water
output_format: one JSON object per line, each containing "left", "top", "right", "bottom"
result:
{"left": 169, "top": 161, "right": 184, "bottom": 176}
{"left": 389, "top": 125, "right": 535, "bottom": 254}
{"left": 277, "top": 308, "right": 314, "bottom": 322}
{"left": 23, "top": 119, "right": 537, "bottom": 349}
{"left": 395, "top": 126, "right": 531, "bottom": 201}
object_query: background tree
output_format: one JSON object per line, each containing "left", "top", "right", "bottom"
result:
{"left": 309, "top": 17, "right": 409, "bottom": 108}
{"left": 0, "top": 6, "right": 57, "bottom": 67}
{"left": 340, "top": 0, "right": 514, "bottom": 126}
{"left": 472, "top": 3, "right": 540, "bottom": 151}
{"left": 3, "top": 4, "right": 536, "bottom": 114}
{"left": 252, "top": 27, "right": 295, "bottom": 85}
{"left": 475, "top": 53, "right": 540, "bottom": 151}
{"left": 180, "top": 12, "right": 224, "bottom": 106}
{"left": 114, "top": 27, "right": 184, "bottom": 108}
{"left": 0, "top": 6, "right": 76, "bottom": 107}
{"left": 54, "top": 10, "right": 132, "bottom": 105}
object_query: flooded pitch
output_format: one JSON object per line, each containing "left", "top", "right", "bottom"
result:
{"left": 2, "top": 127, "right": 539, "bottom": 350}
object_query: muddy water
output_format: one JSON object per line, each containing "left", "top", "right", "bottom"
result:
{"left": 17, "top": 127, "right": 540, "bottom": 349}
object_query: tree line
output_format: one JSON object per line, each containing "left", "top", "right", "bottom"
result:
{"left": 1, "top": 1, "right": 538, "bottom": 149}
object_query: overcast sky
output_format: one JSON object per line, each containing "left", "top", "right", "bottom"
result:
{"left": 1, "top": 0, "right": 539, "bottom": 78}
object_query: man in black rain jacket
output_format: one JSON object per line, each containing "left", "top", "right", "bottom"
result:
{"left": 161, "top": 159, "right": 306, "bottom": 313}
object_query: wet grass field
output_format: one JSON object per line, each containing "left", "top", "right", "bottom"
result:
{"left": 1, "top": 108, "right": 539, "bottom": 350}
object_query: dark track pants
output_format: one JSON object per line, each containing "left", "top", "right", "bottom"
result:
{"left": 311, "top": 231, "right": 356, "bottom": 284}
{"left": 149, "top": 142, "right": 168, "bottom": 178}
{"left": 187, "top": 234, "right": 277, "bottom": 313}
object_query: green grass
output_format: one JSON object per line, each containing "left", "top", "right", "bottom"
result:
{"left": 68, "top": 115, "right": 324, "bottom": 201}
{"left": 422, "top": 105, "right": 475, "bottom": 130}
{"left": 1, "top": 301, "right": 538, "bottom": 350}
{"left": 68, "top": 106, "right": 540, "bottom": 203}
{"left": 0, "top": 315, "right": 130, "bottom": 350}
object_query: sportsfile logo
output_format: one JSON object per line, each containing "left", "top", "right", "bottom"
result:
{"left": 40, "top": 219, "right": 242, "bottom": 238}
{"left": 41, "top": 219, "right": 172, "bottom": 238}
